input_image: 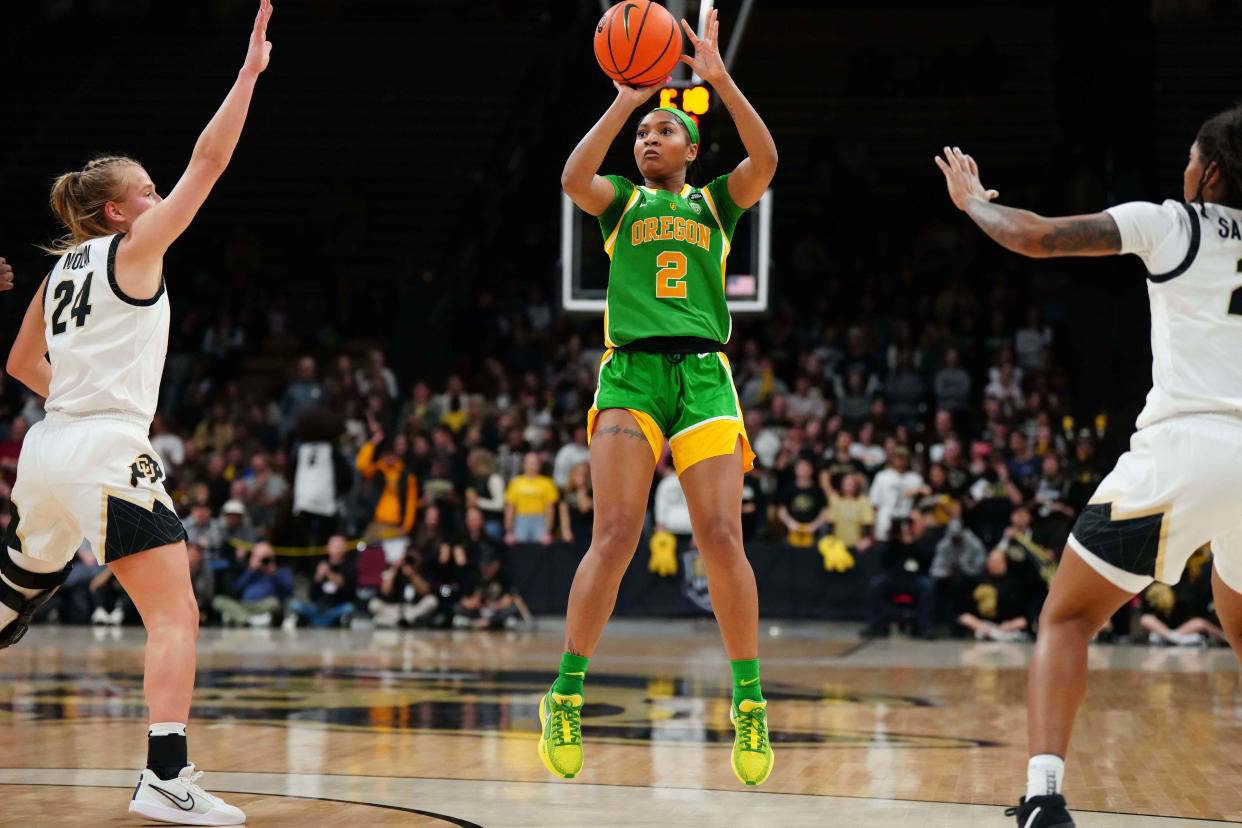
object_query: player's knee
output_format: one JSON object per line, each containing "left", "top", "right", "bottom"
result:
{"left": 590, "top": 514, "right": 641, "bottom": 564}
{"left": 1037, "top": 597, "right": 1102, "bottom": 638}
{"left": 0, "top": 550, "right": 73, "bottom": 650}
{"left": 695, "top": 520, "right": 743, "bottom": 558}
{"left": 146, "top": 590, "right": 199, "bottom": 638}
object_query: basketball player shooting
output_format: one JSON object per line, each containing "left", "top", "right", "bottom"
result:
{"left": 539, "top": 7, "right": 779, "bottom": 789}
{"left": 0, "top": 2, "right": 273, "bottom": 824}
{"left": 937, "top": 107, "right": 1242, "bottom": 828}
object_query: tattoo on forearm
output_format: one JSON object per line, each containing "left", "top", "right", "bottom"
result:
{"left": 967, "top": 199, "right": 1119, "bottom": 256}
{"left": 1038, "top": 215, "right": 1121, "bottom": 254}
{"left": 595, "top": 425, "right": 647, "bottom": 441}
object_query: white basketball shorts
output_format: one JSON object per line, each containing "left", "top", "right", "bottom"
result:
{"left": 7, "top": 413, "right": 185, "bottom": 567}
{"left": 1069, "top": 413, "right": 1242, "bottom": 594}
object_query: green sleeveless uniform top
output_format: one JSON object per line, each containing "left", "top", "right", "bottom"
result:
{"left": 597, "top": 174, "right": 745, "bottom": 348}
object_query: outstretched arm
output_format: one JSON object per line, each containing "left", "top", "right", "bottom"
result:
{"left": 682, "top": 10, "right": 777, "bottom": 209}
{"left": 7, "top": 277, "right": 51, "bottom": 398}
{"left": 117, "top": 0, "right": 274, "bottom": 292}
{"left": 935, "top": 146, "right": 1120, "bottom": 258}
{"left": 561, "top": 82, "right": 663, "bottom": 216}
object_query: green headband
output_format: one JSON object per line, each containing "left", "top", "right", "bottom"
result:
{"left": 652, "top": 107, "right": 700, "bottom": 146}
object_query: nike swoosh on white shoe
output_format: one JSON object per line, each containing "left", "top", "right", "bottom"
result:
{"left": 151, "top": 784, "right": 197, "bottom": 811}
{"left": 1024, "top": 807, "right": 1041, "bottom": 828}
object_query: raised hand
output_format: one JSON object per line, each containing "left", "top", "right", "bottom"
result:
{"left": 612, "top": 79, "right": 664, "bottom": 110}
{"left": 934, "top": 146, "right": 999, "bottom": 212}
{"left": 243, "top": 0, "right": 274, "bottom": 76}
{"left": 679, "top": 9, "right": 726, "bottom": 84}
{"left": 0, "top": 258, "right": 13, "bottom": 292}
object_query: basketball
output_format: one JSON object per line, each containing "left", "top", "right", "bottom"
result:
{"left": 594, "top": 0, "right": 682, "bottom": 87}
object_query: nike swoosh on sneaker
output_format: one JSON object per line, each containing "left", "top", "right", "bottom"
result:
{"left": 740, "top": 677, "right": 759, "bottom": 686}
{"left": 1024, "top": 807, "right": 1041, "bottom": 828}
{"left": 150, "top": 784, "right": 197, "bottom": 811}
{"left": 564, "top": 672, "right": 585, "bottom": 678}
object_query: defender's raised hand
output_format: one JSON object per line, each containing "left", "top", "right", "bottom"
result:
{"left": 0, "top": 258, "right": 14, "bottom": 292}
{"left": 243, "top": 0, "right": 274, "bottom": 76}
{"left": 935, "top": 146, "right": 999, "bottom": 212}
{"left": 679, "top": 9, "right": 726, "bottom": 84}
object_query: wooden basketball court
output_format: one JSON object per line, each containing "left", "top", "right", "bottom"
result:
{"left": 2, "top": 621, "right": 1239, "bottom": 826}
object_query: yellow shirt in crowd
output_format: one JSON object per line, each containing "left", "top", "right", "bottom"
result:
{"left": 505, "top": 474, "right": 559, "bottom": 516}
{"left": 827, "top": 494, "right": 874, "bottom": 549}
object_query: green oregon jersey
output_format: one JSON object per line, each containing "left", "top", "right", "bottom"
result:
{"left": 597, "top": 174, "right": 746, "bottom": 348}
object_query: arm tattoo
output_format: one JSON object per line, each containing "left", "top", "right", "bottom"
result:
{"left": 1038, "top": 214, "right": 1122, "bottom": 255}
{"left": 965, "top": 199, "right": 1121, "bottom": 257}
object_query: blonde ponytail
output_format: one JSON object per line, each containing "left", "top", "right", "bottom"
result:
{"left": 40, "top": 156, "right": 141, "bottom": 255}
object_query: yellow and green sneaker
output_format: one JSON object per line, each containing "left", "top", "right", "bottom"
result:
{"left": 537, "top": 690, "right": 584, "bottom": 778}
{"left": 729, "top": 699, "right": 774, "bottom": 786}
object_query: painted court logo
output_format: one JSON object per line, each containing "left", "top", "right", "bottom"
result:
{"left": 0, "top": 665, "right": 994, "bottom": 750}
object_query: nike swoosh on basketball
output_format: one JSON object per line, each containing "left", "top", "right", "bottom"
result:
{"left": 1024, "top": 807, "right": 1041, "bottom": 828}
{"left": 150, "top": 784, "right": 196, "bottom": 812}
{"left": 622, "top": 3, "right": 638, "bottom": 39}
{"left": 740, "top": 677, "right": 758, "bottom": 686}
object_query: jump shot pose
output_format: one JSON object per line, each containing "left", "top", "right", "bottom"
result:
{"left": 0, "top": 3, "right": 273, "bottom": 823}
{"left": 937, "top": 107, "right": 1242, "bottom": 828}
{"left": 538, "top": 10, "right": 779, "bottom": 786}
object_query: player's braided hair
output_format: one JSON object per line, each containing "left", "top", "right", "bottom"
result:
{"left": 1192, "top": 105, "right": 1242, "bottom": 213}
{"left": 41, "top": 155, "right": 142, "bottom": 254}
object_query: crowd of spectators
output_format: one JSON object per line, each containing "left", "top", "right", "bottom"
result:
{"left": 0, "top": 270, "right": 1223, "bottom": 644}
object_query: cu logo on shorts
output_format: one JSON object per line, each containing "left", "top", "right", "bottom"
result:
{"left": 130, "top": 454, "right": 164, "bottom": 487}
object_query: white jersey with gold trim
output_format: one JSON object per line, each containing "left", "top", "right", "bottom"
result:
{"left": 1106, "top": 199, "right": 1242, "bottom": 429}
{"left": 42, "top": 233, "right": 169, "bottom": 427}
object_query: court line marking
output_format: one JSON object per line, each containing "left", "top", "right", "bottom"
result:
{"left": 0, "top": 716, "right": 996, "bottom": 749}
{"left": 0, "top": 781, "right": 485, "bottom": 828}
{"left": 2, "top": 769, "right": 1235, "bottom": 824}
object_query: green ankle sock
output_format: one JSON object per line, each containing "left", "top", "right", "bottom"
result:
{"left": 552, "top": 652, "right": 589, "bottom": 696}
{"left": 730, "top": 658, "right": 763, "bottom": 705}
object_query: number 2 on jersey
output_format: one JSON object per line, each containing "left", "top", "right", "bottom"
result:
{"left": 50, "top": 272, "right": 94, "bottom": 335}
{"left": 655, "top": 251, "right": 687, "bottom": 299}
{"left": 1230, "top": 258, "right": 1242, "bottom": 317}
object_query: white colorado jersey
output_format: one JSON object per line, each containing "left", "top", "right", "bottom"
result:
{"left": 1106, "top": 199, "right": 1242, "bottom": 429}
{"left": 43, "top": 233, "right": 169, "bottom": 427}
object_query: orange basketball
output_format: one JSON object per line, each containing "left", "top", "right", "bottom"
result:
{"left": 594, "top": 0, "right": 683, "bottom": 88}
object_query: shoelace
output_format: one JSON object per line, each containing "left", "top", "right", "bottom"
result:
{"left": 549, "top": 698, "right": 581, "bottom": 747}
{"left": 735, "top": 708, "right": 768, "bottom": 752}
{"left": 181, "top": 770, "right": 216, "bottom": 804}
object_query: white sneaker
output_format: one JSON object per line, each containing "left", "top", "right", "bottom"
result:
{"left": 91, "top": 606, "right": 110, "bottom": 625}
{"left": 107, "top": 606, "right": 124, "bottom": 626}
{"left": 281, "top": 614, "right": 298, "bottom": 631}
{"left": 129, "top": 764, "right": 245, "bottom": 825}
{"left": 247, "top": 612, "right": 272, "bottom": 628}
{"left": 1170, "top": 632, "right": 1207, "bottom": 647}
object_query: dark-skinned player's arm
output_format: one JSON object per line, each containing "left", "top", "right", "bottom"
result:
{"left": 0, "top": 258, "right": 15, "bottom": 292}
{"left": 7, "top": 276, "right": 52, "bottom": 398}
{"left": 683, "top": 10, "right": 777, "bottom": 210}
{"left": 116, "top": 0, "right": 274, "bottom": 298}
{"left": 561, "top": 81, "right": 664, "bottom": 217}
{"left": 935, "top": 146, "right": 1120, "bottom": 258}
